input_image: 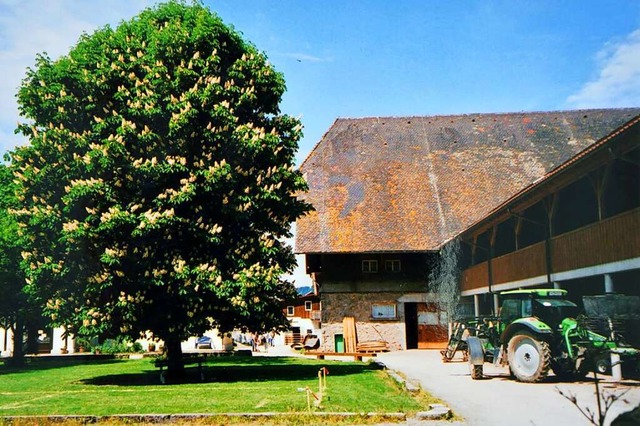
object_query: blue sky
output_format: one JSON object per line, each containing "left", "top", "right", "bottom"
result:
{"left": 1, "top": 0, "right": 639, "bottom": 285}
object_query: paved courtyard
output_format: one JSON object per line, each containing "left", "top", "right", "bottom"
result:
{"left": 376, "top": 350, "right": 640, "bottom": 426}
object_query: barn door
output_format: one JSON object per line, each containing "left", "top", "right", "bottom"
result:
{"left": 417, "top": 303, "right": 448, "bottom": 348}
{"left": 404, "top": 303, "right": 418, "bottom": 349}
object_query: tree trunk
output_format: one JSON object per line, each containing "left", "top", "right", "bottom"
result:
{"left": 164, "top": 336, "right": 185, "bottom": 380}
{"left": 26, "top": 322, "right": 39, "bottom": 354}
{"left": 12, "top": 316, "right": 24, "bottom": 363}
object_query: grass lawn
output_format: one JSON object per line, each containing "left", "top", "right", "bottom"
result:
{"left": 0, "top": 356, "right": 434, "bottom": 418}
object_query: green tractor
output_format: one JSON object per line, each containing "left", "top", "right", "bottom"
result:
{"left": 457, "top": 289, "right": 639, "bottom": 383}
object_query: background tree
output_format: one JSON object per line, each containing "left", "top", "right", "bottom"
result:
{"left": 0, "top": 162, "right": 24, "bottom": 358}
{"left": 0, "top": 162, "right": 46, "bottom": 360}
{"left": 12, "top": 1, "right": 311, "bottom": 376}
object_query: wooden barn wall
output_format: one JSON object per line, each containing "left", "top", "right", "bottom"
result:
{"left": 460, "top": 262, "right": 488, "bottom": 292}
{"left": 287, "top": 300, "right": 321, "bottom": 319}
{"left": 552, "top": 208, "right": 640, "bottom": 272}
{"left": 492, "top": 241, "right": 547, "bottom": 284}
{"left": 461, "top": 207, "right": 640, "bottom": 292}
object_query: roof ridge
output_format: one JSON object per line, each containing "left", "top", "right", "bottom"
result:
{"left": 327, "top": 107, "right": 640, "bottom": 122}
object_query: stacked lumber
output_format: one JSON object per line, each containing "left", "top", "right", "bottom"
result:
{"left": 343, "top": 316, "right": 358, "bottom": 353}
{"left": 356, "top": 340, "right": 390, "bottom": 353}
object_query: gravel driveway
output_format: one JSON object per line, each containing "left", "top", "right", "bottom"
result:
{"left": 376, "top": 350, "right": 640, "bottom": 426}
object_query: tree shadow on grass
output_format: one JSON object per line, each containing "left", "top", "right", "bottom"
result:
{"left": 0, "top": 356, "right": 121, "bottom": 376}
{"left": 80, "top": 357, "right": 383, "bottom": 386}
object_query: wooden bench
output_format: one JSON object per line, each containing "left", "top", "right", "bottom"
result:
{"left": 305, "top": 351, "right": 378, "bottom": 362}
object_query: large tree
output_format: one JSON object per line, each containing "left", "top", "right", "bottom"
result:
{"left": 12, "top": 1, "right": 311, "bottom": 375}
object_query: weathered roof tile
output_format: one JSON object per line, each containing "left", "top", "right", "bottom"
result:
{"left": 296, "top": 109, "right": 640, "bottom": 253}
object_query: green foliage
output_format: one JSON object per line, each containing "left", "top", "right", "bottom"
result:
{"left": 73, "top": 336, "right": 94, "bottom": 350}
{"left": 94, "top": 337, "right": 143, "bottom": 354}
{"left": 12, "top": 1, "right": 311, "bottom": 356}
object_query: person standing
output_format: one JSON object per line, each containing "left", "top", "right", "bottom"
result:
{"left": 222, "top": 333, "right": 234, "bottom": 352}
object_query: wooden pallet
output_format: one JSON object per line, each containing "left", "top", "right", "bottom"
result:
{"left": 305, "top": 351, "right": 377, "bottom": 361}
{"left": 357, "top": 340, "right": 390, "bottom": 353}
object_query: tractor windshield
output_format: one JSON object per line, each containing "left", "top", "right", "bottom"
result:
{"left": 532, "top": 298, "right": 580, "bottom": 329}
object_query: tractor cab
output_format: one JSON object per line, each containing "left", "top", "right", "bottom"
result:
{"left": 500, "top": 289, "right": 580, "bottom": 330}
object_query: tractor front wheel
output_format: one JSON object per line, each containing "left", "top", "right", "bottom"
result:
{"left": 470, "top": 364, "right": 483, "bottom": 380}
{"left": 507, "top": 332, "right": 551, "bottom": 383}
{"left": 595, "top": 357, "right": 610, "bottom": 375}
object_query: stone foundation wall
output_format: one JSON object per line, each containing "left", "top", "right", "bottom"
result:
{"left": 320, "top": 292, "right": 407, "bottom": 351}
{"left": 321, "top": 320, "right": 406, "bottom": 351}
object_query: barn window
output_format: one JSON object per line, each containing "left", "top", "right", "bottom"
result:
{"left": 286, "top": 306, "right": 294, "bottom": 316}
{"left": 371, "top": 303, "right": 397, "bottom": 319}
{"left": 362, "top": 260, "right": 378, "bottom": 273}
{"left": 304, "top": 301, "right": 312, "bottom": 311}
{"left": 385, "top": 259, "right": 401, "bottom": 272}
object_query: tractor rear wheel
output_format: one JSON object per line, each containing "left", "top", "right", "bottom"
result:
{"left": 507, "top": 332, "right": 551, "bottom": 383}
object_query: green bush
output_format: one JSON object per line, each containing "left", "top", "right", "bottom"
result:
{"left": 95, "top": 337, "right": 142, "bottom": 354}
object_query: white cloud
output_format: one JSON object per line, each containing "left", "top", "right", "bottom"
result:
{"left": 566, "top": 29, "right": 640, "bottom": 109}
{"left": 276, "top": 52, "right": 332, "bottom": 63}
{"left": 0, "top": 0, "right": 153, "bottom": 154}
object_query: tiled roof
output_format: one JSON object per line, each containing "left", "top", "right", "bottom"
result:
{"left": 458, "top": 113, "right": 640, "bottom": 238}
{"left": 296, "top": 108, "right": 640, "bottom": 253}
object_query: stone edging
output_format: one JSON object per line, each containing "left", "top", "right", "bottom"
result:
{"left": 380, "top": 362, "right": 452, "bottom": 420}
{"left": 1, "top": 413, "right": 407, "bottom": 423}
